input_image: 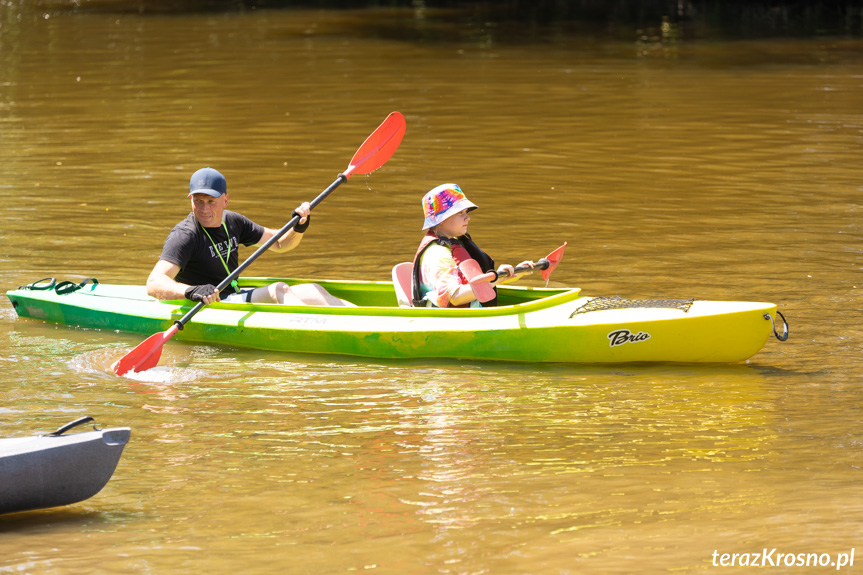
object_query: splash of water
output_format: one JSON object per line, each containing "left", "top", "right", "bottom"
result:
{"left": 68, "top": 348, "right": 206, "bottom": 384}
{"left": 121, "top": 365, "right": 205, "bottom": 384}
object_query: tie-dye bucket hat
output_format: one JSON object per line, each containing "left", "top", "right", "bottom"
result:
{"left": 421, "top": 183, "right": 478, "bottom": 230}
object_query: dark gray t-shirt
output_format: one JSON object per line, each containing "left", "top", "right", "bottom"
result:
{"left": 159, "top": 211, "right": 264, "bottom": 296}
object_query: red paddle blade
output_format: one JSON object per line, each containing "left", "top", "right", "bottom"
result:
{"left": 541, "top": 242, "right": 567, "bottom": 282}
{"left": 343, "top": 111, "right": 406, "bottom": 178}
{"left": 112, "top": 325, "right": 179, "bottom": 376}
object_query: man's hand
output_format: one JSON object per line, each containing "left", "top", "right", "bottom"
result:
{"left": 293, "top": 201, "right": 311, "bottom": 233}
{"left": 185, "top": 284, "right": 219, "bottom": 304}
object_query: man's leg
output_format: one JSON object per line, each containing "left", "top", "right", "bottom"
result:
{"left": 250, "top": 282, "right": 355, "bottom": 307}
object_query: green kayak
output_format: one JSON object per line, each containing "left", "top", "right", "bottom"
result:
{"left": 5, "top": 277, "right": 787, "bottom": 364}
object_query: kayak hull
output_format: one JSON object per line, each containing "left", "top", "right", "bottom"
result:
{"left": 0, "top": 427, "right": 130, "bottom": 515}
{"left": 5, "top": 278, "right": 779, "bottom": 363}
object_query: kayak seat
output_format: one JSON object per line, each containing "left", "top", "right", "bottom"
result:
{"left": 392, "top": 262, "right": 413, "bottom": 307}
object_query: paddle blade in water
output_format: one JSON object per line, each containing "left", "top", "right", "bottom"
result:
{"left": 112, "top": 326, "right": 178, "bottom": 376}
{"left": 541, "top": 242, "right": 567, "bottom": 282}
{"left": 344, "top": 111, "right": 406, "bottom": 178}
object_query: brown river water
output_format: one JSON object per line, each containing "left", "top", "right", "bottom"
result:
{"left": 1, "top": 6, "right": 862, "bottom": 574}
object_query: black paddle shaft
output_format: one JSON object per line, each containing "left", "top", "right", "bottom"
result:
{"left": 174, "top": 173, "right": 349, "bottom": 330}
{"left": 513, "top": 258, "right": 550, "bottom": 275}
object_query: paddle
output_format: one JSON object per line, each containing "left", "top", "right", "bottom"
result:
{"left": 468, "top": 242, "right": 568, "bottom": 302}
{"left": 113, "top": 111, "right": 407, "bottom": 376}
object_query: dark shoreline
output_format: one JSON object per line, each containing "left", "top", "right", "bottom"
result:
{"left": 20, "top": 0, "right": 863, "bottom": 39}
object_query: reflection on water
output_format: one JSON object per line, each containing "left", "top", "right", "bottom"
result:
{"left": 0, "top": 5, "right": 862, "bottom": 574}
{"left": 1, "top": 336, "right": 860, "bottom": 572}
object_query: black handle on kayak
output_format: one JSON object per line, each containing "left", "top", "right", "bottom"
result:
{"left": 20, "top": 277, "right": 56, "bottom": 291}
{"left": 49, "top": 416, "right": 95, "bottom": 436}
{"left": 173, "top": 174, "right": 349, "bottom": 331}
{"left": 764, "top": 311, "right": 789, "bottom": 341}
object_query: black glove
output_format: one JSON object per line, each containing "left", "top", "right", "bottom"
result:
{"left": 293, "top": 213, "right": 310, "bottom": 233}
{"left": 185, "top": 284, "right": 217, "bottom": 302}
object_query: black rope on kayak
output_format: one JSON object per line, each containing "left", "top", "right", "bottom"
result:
{"left": 764, "top": 310, "right": 789, "bottom": 341}
{"left": 571, "top": 296, "right": 697, "bottom": 317}
{"left": 54, "top": 278, "right": 99, "bottom": 295}
{"left": 18, "top": 277, "right": 56, "bottom": 291}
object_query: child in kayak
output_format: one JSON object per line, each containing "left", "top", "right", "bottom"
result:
{"left": 411, "top": 183, "right": 535, "bottom": 308}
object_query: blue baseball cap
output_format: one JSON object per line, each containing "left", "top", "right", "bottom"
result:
{"left": 188, "top": 167, "right": 227, "bottom": 198}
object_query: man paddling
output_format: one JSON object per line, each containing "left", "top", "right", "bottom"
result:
{"left": 147, "top": 167, "right": 353, "bottom": 307}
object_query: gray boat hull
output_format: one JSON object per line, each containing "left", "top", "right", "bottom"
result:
{"left": 0, "top": 426, "right": 130, "bottom": 515}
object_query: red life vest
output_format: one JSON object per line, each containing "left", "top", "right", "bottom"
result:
{"left": 411, "top": 232, "right": 497, "bottom": 307}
